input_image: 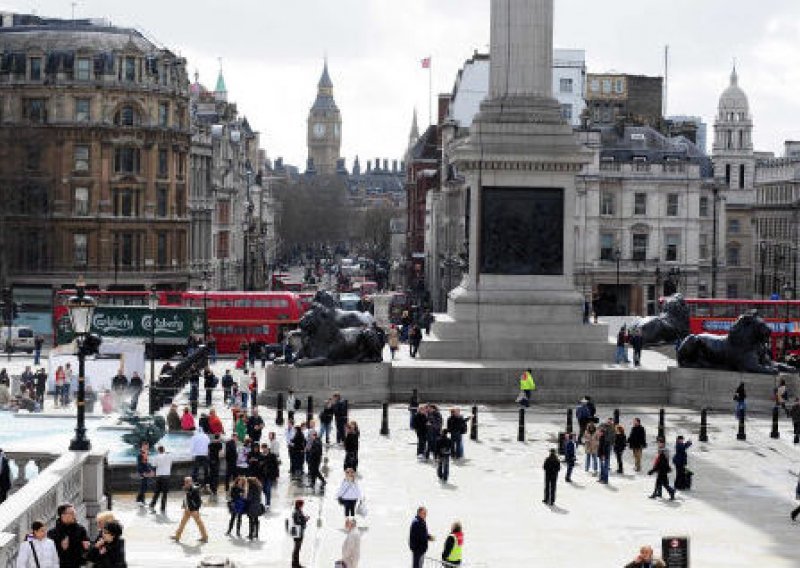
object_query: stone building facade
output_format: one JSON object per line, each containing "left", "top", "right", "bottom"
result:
{"left": 585, "top": 73, "right": 663, "bottom": 127}
{"left": 0, "top": 13, "right": 191, "bottom": 324}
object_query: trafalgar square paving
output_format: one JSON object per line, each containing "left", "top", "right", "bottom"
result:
{"left": 1, "top": 351, "right": 799, "bottom": 566}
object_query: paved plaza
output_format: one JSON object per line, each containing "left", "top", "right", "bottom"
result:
{"left": 2, "top": 350, "right": 800, "bottom": 566}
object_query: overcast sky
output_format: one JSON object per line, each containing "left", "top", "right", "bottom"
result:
{"left": 7, "top": 1, "right": 800, "bottom": 167}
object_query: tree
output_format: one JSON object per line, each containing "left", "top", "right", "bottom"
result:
{"left": 274, "top": 175, "right": 350, "bottom": 251}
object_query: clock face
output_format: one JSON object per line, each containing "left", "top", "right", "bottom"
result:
{"left": 313, "top": 123, "right": 326, "bottom": 138}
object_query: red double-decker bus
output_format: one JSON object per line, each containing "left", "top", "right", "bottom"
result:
{"left": 181, "top": 291, "right": 304, "bottom": 354}
{"left": 682, "top": 297, "right": 800, "bottom": 359}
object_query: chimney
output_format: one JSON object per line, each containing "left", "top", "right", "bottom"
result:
{"left": 366, "top": 160, "right": 372, "bottom": 172}
{"left": 392, "top": 160, "right": 398, "bottom": 173}
{"left": 383, "top": 159, "right": 388, "bottom": 171}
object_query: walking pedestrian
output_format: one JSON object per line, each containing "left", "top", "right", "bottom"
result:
{"left": 631, "top": 327, "right": 643, "bottom": 367}
{"left": 33, "top": 335, "right": 43, "bottom": 367}
{"left": 171, "top": 477, "right": 208, "bottom": 543}
{"left": 518, "top": 368, "right": 536, "bottom": 407}
{"left": 409, "top": 324, "right": 422, "bottom": 357}
{"left": 207, "top": 434, "right": 223, "bottom": 498}
{"left": 341, "top": 517, "right": 361, "bottom": 568}
{"left": 333, "top": 392, "right": 348, "bottom": 444}
{"left": 343, "top": 421, "right": 360, "bottom": 472}
{"left": 259, "top": 443, "right": 279, "bottom": 510}
{"left": 189, "top": 428, "right": 210, "bottom": 487}
{"left": 245, "top": 477, "right": 263, "bottom": 540}
{"left": 135, "top": 442, "right": 154, "bottom": 506}
{"left": 287, "top": 389, "right": 298, "bottom": 423}
{"left": 409, "top": 506, "right": 434, "bottom": 568}
{"left": 290, "top": 499, "right": 309, "bottom": 568}
{"left": 16, "top": 520, "right": 59, "bottom": 568}
{"left": 246, "top": 407, "right": 265, "bottom": 443}
{"left": 319, "top": 398, "right": 334, "bottom": 445}
{"left": 441, "top": 521, "right": 464, "bottom": 566}
{"left": 224, "top": 435, "right": 238, "bottom": 491}
{"left": 306, "top": 431, "right": 326, "bottom": 490}
{"left": 648, "top": 441, "right": 675, "bottom": 500}
{"left": 388, "top": 325, "right": 400, "bottom": 360}
{"left": 628, "top": 418, "right": 647, "bottom": 472}
{"left": 289, "top": 426, "right": 306, "bottom": 479}
{"left": 543, "top": 448, "right": 560, "bottom": 506}
{"left": 446, "top": 407, "right": 469, "bottom": 460}
{"left": 221, "top": 370, "right": 234, "bottom": 405}
{"left": 413, "top": 404, "right": 428, "bottom": 459}
{"left": 225, "top": 476, "right": 247, "bottom": 537}
{"left": 673, "top": 435, "right": 693, "bottom": 490}
{"left": 613, "top": 424, "right": 628, "bottom": 474}
{"left": 149, "top": 445, "right": 173, "bottom": 513}
{"left": 789, "top": 397, "right": 800, "bottom": 444}
{"left": 583, "top": 422, "right": 599, "bottom": 474}
{"left": 436, "top": 429, "right": 452, "bottom": 483}
{"left": 238, "top": 371, "right": 250, "bottom": 409}
{"left": 203, "top": 368, "right": 217, "bottom": 408}
{"left": 563, "top": 433, "right": 576, "bottom": 482}
{"left": 425, "top": 405, "right": 442, "bottom": 461}
{"left": 615, "top": 325, "right": 630, "bottom": 364}
{"left": 336, "top": 468, "right": 362, "bottom": 517}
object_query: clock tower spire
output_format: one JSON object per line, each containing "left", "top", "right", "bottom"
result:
{"left": 307, "top": 58, "right": 342, "bottom": 175}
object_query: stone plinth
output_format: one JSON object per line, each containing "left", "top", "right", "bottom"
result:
{"left": 263, "top": 363, "right": 391, "bottom": 405}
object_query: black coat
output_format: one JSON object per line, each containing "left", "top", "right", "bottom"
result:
{"left": 412, "top": 412, "right": 427, "bottom": 435}
{"left": 543, "top": 454, "right": 561, "bottom": 478}
{"left": 261, "top": 452, "right": 279, "bottom": 481}
{"left": 0, "top": 455, "right": 10, "bottom": 492}
{"left": 307, "top": 438, "right": 323, "bottom": 468}
{"left": 344, "top": 431, "right": 359, "bottom": 454}
{"left": 649, "top": 452, "right": 672, "bottom": 475}
{"left": 409, "top": 515, "right": 430, "bottom": 554}
{"left": 628, "top": 425, "right": 647, "bottom": 449}
{"left": 224, "top": 440, "right": 238, "bottom": 468}
{"left": 87, "top": 538, "right": 126, "bottom": 567}
{"left": 48, "top": 520, "right": 90, "bottom": 568}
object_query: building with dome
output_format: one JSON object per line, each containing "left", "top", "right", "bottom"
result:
{"left": 0, "top": 12, "right": 191, "bottom": 330}
{"left": 306, "top": 60, "right": 342, "bottom": 175}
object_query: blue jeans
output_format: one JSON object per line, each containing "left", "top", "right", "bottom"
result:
{"left": 425, "top": 431, "right": 439, "bottom": 459}
{"left": 451, "top": 433, "right": 464, "bottom": 459}
{"left": 437, "top": 454, "right": 450, "bottom": 481}
{"left": 615, "top": 345, "right": 629, "bottom": 364}
{"left": 319, "top": 422, "right": 331, "bottom": 444}
{"left": 34, "top": 349, "right": 41, "bottom": 366}
{"left": 241, "top": 392, "right": 249, "bottom": 409}
{"left": 585, "top": 453, "right": 598, "bottom": 472}
{"left": 262, "top": 478, "right": 273, "bottom": 507}
{"left": 599, "top": 450, "right": 610, "bottom": 482}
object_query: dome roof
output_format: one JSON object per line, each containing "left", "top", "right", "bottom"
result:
{"left": 718, "top": 67, "right": 748, "bottom": 112}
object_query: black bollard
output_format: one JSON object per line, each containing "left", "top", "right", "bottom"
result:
{"left": 518, "top": 407, "right": 525, "bottom": 442}
{"left": 276, "top": 392, "right": 284, "bottom": 426}
{"left": 470, "top": 405, "right": 478, "bottom": 441}
{"left": 613, "top": 408, "right": 620, "bottom": 425}
{"left": 380, "top": 402, "right": 390, "bottom": 436}
{"left": 699, "top": 408, "right": 708, "bottom": 442}
{"left": 306, "top": 395, "right": 313, "bottom": 424}
{"left": 736, "top": 412, "right": 746, "bottom": 441}
{"left": 657, "top": 408, "right": 665, "bottom": 440}
{"left": 566, "top": 408, "right": 573, "bottom": 434}
{"left": 770, "top": 406, "right": 780, "bottom": 439}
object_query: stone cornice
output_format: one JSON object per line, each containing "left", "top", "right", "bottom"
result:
{"left": 456, "top": 159, "right": 585, "bottom": 173}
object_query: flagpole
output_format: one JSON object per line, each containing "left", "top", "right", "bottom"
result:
{"left": 428, "top": 58, "right": 432, "bottom": 126}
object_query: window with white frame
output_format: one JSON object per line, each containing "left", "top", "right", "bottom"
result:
{"left": 559, "top": 78, "right": 573, "bottom": 93}
{"left": 601, "top": 192, "right": 615, "bottom": 215}
{"left": 699, "top": 234, "right": 709, "bottom": 259}
{"left": 74, "top": 233, "right": 88, "bottom": 266}
{"left": 73, "top": 145, "right": 89, "bottom": 172}
{"left": 600, "top": 233, "right": 615, "bottom": 261}
{"left": 74, "top": 187, "right": 89, "bottom": 216}
{"left": 634, "top": 193, "right": 647, "bottom": 215}
{"left": 699, "top": 196, "right": 709, "bottom": 217}
{"left": 632, "top": 233, "right": 648, "bottom": 261}
{"left": 665, "top": 234, "right": 680, "bottom": 262}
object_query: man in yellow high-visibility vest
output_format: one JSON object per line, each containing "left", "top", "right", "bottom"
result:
{"left": 519, "top": 368, "right": 536, "bottom": 407}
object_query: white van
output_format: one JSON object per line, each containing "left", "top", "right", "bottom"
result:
{"left": 0, "top": 326, "right": 35, "bottom": 353}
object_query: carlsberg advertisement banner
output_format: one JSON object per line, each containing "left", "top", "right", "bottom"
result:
{"left": 57, "top": 306, "right": 205, "bottom": 345}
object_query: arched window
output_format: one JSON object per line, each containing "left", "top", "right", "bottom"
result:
{"left": 114, "top": 105, "right": 140, "bottom": 126}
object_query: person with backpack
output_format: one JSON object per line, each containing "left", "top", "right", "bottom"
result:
{"left": 441, "top": 521, "right": 464, "bottom": 566}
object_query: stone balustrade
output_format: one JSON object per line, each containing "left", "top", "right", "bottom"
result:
{"left": 0, "top": 449, "right": 106, "bottom": 567}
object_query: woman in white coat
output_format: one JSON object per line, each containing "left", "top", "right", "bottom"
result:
{"left": 16, "top": 521, "right": 59, "bottom": 568}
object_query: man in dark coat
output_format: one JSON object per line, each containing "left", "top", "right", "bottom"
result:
{"left": 412, "top": 405, "right": 428, "bottom": 458}
{"left": 34, "top": 368, "right": 47, "bottom": 406}
{"left": 128, "top": 372, "right": 143, "bottom": 411}
{"left": 306, "top": 431, "right": 326, "bottom": 490}
{"left": 207, "top": 434, "right": 223, "bottom": 497}
{"left": 673, "top": 435, "right": 693, "bottom": 490}
{"left": 0, "top": 449, "right": 10, "bottom": 503}
{"left": 628, "top": 418, "right": 647, "bottom": 472}
{"left": 648, "top": 441, "right": 675, "bottom": 500}
{"left": 47, "top": 503, "right": 90, "bottom": 567}
{"left": 563, "top": 433, "right": 576, "bottom": 482}
{"left": 788, "top": 397, "right": 800, "bottom": 444}
{"left": 409, "top": 506, "right": 433, "bottom": 568}
{"left": 543, "top": 448, "right": 561, "bottom": 505}
{"left": 332, "top": 393, "right": 348, "bottom": 444}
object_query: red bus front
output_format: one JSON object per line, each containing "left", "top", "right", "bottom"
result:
{"left": 181, "top": 291, "right": 304, "bottom": 354}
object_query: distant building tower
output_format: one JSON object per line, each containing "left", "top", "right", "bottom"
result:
{"left": 307, "top": 60, "right": 342, "bottom": 175}
{"left": 409, "top": 108, "right": 420, "bottom": 149}
{"left": 712, "top": 66, "right": 754, "bottom": 194}
{"left": 214, "top": 65, "right": 227, "bottom": 102}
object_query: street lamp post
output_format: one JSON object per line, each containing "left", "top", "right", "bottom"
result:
{"left": 614, "top": 248, "right": 621, "bottom": 316}
{"left": 68, "top": 277, "right": 96, "bottom": 451}
{"left": 148, "top": 287, "right": 158, "bottom": 416}
{"left": 201, "top": 272, "right": 210, "bottom": 343}
{"left": 760, "top": 242, "right": 767, "bottom": 299}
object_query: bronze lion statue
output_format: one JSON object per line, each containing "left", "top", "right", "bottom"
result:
{"left": 293, "top": 291, "right": 384, "bottom": 367}
{"left": 677, "top": 310, "right": 794, "bottom": 375}
{"left": 630, "top": 293, "right": 690, "bottom": 346}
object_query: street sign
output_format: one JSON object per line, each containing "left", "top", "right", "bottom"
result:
{"left": 57, "top": 306, "right": 205, "bottom": 345}
{"left": 662, "top": 536, "right": 689, "bottom": 568}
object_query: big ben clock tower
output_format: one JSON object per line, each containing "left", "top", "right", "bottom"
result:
{"left": 307, "top": 60, "right": 342, "bottom": 175}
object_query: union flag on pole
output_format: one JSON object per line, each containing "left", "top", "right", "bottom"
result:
{"left": 421, "top": 57, "right": 431, "bottom": 69}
